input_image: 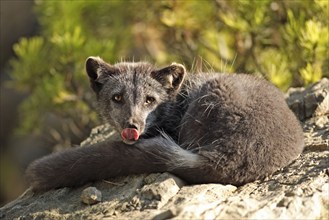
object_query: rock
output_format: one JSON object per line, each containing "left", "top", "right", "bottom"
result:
{"left": 80, "top": 124, "right": 118, "bottom": 146}
{"left": 286, "top": 78, "right": 328, "bottom": 121}
{"left": 81, "top": 187, "right": 102, "bottom": 205}
{"left": 1, "top": 79, "right": 328, "bottom": 219}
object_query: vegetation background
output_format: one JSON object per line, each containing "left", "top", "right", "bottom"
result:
{"left": 1, "top": 0, "right": 328, "bottom": 205}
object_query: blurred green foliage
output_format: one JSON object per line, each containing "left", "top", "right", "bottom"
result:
{"left": 9, "top": 0, "right": 329, "bottom": 143}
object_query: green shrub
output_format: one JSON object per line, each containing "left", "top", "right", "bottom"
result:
{"left": 10, "top": 0, "right": 328, "bottom": 143}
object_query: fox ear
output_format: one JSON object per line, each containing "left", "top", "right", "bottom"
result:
{"left": 151, "top": 63, "right": 186, "bottom": 94}
{"left": 85, "top": 56, "right": 116, "bottom": 80}
{"left": 85, "top": 56, "right": 116, "bottom": 93}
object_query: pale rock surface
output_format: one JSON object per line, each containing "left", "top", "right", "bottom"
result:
{"left": 1, "top": 78, "right": 328, "bottom": 220}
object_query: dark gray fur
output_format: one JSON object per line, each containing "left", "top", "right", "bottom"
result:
{"left": 26, "top": 57, "right": 304, "bottom": 191}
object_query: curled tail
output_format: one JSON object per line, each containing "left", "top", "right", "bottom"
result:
{"left": 136, "top": 133, "right": 219, "bottom": 184}
{"left": 25, "top": 135, "right": 209, "bottom": 191}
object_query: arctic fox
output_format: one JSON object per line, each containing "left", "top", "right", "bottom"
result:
{"left": 26, "top": 57, "right": 304, "bottom": 191}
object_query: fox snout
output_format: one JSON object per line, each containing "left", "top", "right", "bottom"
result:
{"left": 121, "top": 120, "right": 145, "bottom": 145}
{"left": 121, "top": 128, "right": 139, "bottom": 144}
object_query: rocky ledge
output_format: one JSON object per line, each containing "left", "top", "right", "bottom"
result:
{"left": 1, "top": 78, "right": 328, "bottom": 220}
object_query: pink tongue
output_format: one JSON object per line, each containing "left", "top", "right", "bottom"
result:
{"left": 121, "top": 128, "right": 139, "bottom": 141}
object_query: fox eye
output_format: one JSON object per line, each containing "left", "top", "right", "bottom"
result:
{"left": 145, "top": 96, "right": 156, "bottom": 105}
{"left": 112, "top": 94, "right": 123, "bottom": 103}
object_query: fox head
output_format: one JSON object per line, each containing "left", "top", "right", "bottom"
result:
{"left": 85, "top": 56, "right": 186, "bottom": 145}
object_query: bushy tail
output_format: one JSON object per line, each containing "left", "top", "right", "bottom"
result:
{"left": 25, "top": 135, "right": 209, "bottom": 191}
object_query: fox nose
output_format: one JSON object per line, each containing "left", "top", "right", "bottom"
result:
{"left": 126, "top": 118, "right": 140, "bottom": 130}
{"left": 124, "top": 116, "right": 145, "bottom": 135}
{"left": 127, "top": 124, "right": 138, "bottom": 130}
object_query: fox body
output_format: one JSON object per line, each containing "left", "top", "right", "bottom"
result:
{"left": 26, "top": 57, "right": 304, "bottom": 191}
